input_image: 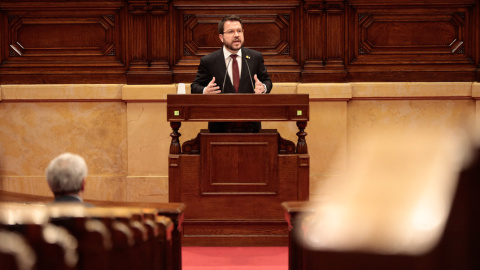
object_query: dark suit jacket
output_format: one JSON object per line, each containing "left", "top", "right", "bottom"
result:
{"left": 191, "top": 47, "right": 272, "bottom": 94}
{"left": 191, "top": 47, "right": 272, "bottom": 132}
{"left": 52, "top": 195, "right": 93, "bottom": 207}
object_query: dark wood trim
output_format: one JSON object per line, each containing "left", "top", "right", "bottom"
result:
{"left": 0, "top": 0, "right": 479, "bottom": 83}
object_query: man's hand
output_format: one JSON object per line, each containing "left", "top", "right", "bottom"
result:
{"left": 253, "top": 74, "right": 266, "bottom": 94}
{"left": 204, "top": 77, "right": 221, "bottom": 94}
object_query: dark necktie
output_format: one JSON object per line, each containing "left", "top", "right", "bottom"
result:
{"left": 231, "top": 54, "right": 239, "bottom": 93}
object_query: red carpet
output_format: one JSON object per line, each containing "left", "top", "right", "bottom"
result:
{"left": 182, "top": 246, "right": 288, "bottom": 270}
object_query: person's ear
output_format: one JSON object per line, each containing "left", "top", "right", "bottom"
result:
{"left": 219, "top": 34, "right": 224, "bottom": 43}
{"left": 80, "top": 179, "right": 85, "bottom": 192}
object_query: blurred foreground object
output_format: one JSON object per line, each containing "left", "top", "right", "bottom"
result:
{"left": 287, "top": 128, "right": 480, "bottom": 269}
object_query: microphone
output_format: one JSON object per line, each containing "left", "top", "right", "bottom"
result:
{"left": 244, "top": 57, "right": 255, "bottom": 91}
{"left": 222, "top": 57, "right": 232, "bottom": 93}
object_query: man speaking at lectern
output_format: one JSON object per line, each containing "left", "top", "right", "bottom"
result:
{"left": 191, "top": 15, "right": 273, "bottom": 132}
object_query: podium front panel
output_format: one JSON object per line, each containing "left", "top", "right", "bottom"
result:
{"left": 200, "top": 131, "right": 278, "bottom": 195}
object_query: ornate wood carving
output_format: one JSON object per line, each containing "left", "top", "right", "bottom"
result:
{"left": 279, "top": 135, "right": 296, "bottom": 154}
{"left": 346, "top": 1, "right": 477, "bottom": 81}
{"left": 0, "top": 0, "right": 479, "bottom": 83}
{"left": 302, "top": 0, "right": 346, "bottom": 82}
{"left": 7, "top": 13, "right": 117, "bottom": 57}
{"left": 180, "top": 13, "right": 292, "bottom": 57}
{"left": 182, "top": 133, "right": 200, "bottom": 154}
{"left": 171, "top": 0, "right": 302, "bottom": 83}
{"left": 354, "top": 12, "right": 468, "bottom": 61}
{"left": 0, "top": 0, "right": 126, "bottom": 83}
{"left": 179, "top": 14, "right": 291, "bottom": 57}
{"left": 169, "top": 122, "right": 182, "bottom": 154}
{"left": 126, "top": 0, "right": 172, "bottom": 84}
{"left": 296, "top": 121, "right": 308, "bottom": 154}
{"left": 8, "top": 15, "right": 115, "bottom": 58}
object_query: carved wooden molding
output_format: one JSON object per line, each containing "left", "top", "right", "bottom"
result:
{"left": 106, "top": 14, "right": 115, "bottom": 23}
{"left": 128, "top": 4, "right": 149, "bottom": 14}
{"left": 358, "top": 13, "right": 368, "bottom": 21}
{"left": 128, "top": 1, "right": 169, "bottom": 14}
{"left": 7, "top": 15, "right": 17, "bottom": 23}
{"left": 182, "top": 133, "right": 200, "bottom": 154}
{"left": 304, "top": 3, "right": 323, "bottom": 10}
{"left": 126, "top": 0, "right": 170, "bottom": 79}
{"left": 0, "top": 0, "right": 479, "bottom": 83}
{"left": 150, "top": 4, "right": 168, "bottom": 12}
{"left": 353, "top": 9, "right": 470, "bottom": 62}
{"left": 181, "top": 14, "right": 294, "bottom": 57}
{"left": 278, "top": 135, "right": 296, "bottom": 154}
{"left": 183, "top": 14, "right": 192, "bottom": 21}
{"left": 182, "top": 132, "right": 297, "bottom": 155}
{"left": 9, "top": 48, "right": 18, "bottom": 57}
{"left": 455, "top": 44, "right": 465, "bottom": 54}
{"left": 304, "top": 1, "right": 345, "bottom": 11}
{"left": 183, "top": 46, "right": 192, "bottom": 56}
{"left": 107, "top": 46, "right": 116, "bottom": 56}
{"left": 7, "top": 15, "right": 117, "bottom": 58}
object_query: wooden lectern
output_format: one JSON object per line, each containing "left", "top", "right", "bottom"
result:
{"left": 167, "top": 94, "right": 309, "bottom": 246}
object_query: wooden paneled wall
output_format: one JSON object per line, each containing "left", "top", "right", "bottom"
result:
{"left": 0, "top": 0, "right": 479, "bottom": 84}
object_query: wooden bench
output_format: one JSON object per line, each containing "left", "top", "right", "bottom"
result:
{"left": 85, "top": 207, "right": 154, "bottom": 270}
{"left": 0, "top": 191, "right": 186, "bottom": 270}
{"left": 0, "top": 229, "right": 37, "bottom": 270}
{"left": 90, "top": 201, "right": 185, "bottom": 270}
{"left": 282, "top": 148, "right": 480, "bottom": 270}
{"left": 48, "top": 204, "right": 114, "bottom": 270}
{"left": 0, "top": 203, "right": 78, "bottom": 270}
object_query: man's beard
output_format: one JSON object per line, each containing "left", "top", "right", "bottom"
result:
{"left": 224, "top": 40, "right": 243, "bottom": 51}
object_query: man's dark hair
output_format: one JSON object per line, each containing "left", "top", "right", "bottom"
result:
{"left": 218, "top": 15, "right": 243, "bottom": 34}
